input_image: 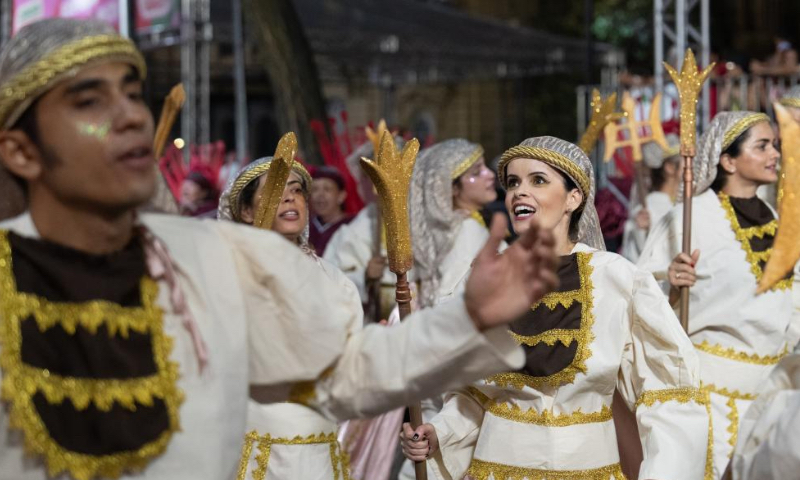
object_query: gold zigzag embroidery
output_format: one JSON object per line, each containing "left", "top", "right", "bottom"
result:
{"left": 487, "top": 252, "right": 595, "bottom": 390}
{"left": 0, "top": 230, "right": 183, "bottom": 480}
{"left": 635, "top": 387, "right": 707, "bottom": 409}
{"left": 237, "top": 431, "right": 348, "bottom": 480}
{"left": 467, "top": 459, "right": 626, "bottom": 480}
{"left": 718, "top": 192, "right": 793, "bottom": 291}
{"left": 694, "top": 340, "right": 788, "bottom": 365}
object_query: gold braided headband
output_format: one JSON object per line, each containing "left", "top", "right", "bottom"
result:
{"left": 722, "top": 113, "right": 770, "bottom": 151}
{"left": 664, "top": 145, "right": 681, "bottom": 159}
{"left": 779, "top": 97, "right": 800, "bottom": 109}
{"left": 450, "top": 146, "right": 485, "bottom": 180}
{"left": 229, "top": 161, "right": 312, "bottom": 221}
{"left": 0, "top": 35, "right": 147, "bottom": 128}
{"left": 498, "top": 145, "right": 590, "bottom": 207}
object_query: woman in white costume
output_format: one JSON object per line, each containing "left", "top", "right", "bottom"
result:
{"left": 621, "top": 134, "right": 682, "bottom": 263}
{"left": 324, "top": 141, "right": 396, "bottom": 320}
{"left": 638, "top": 111, "right": 798, "bottom": 479}
{"left": 399, "top": 139, "right": 498, "bottom": 479}
{"left": 401, "top": 136, "right": 708, "bottom": 480}
{"left": 218, "top": 158, "right": 360, "bottom": 480}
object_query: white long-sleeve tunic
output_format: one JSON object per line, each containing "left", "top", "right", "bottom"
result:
{"left": 428, "top": 245, "right": 708, "bottom": 480}
{"left": 0, "top": 212, "right": 524, "bottom": 480}
{"left": 637, "top": 189, "right": 796, "bottom": 479}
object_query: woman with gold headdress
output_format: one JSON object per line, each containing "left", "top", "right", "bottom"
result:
{"left": 638, "top": 111, "right": 798, "bottom": 479}
{"left": 621, "top": 134, "right": 682, "bottom": 263}
{"left": 218, "top": 157, "right": 360, "bottom": 480}
{"left": 398, "top": 138, "right": 497, "bottom": 480}
{"left": 400, "top": 136, "right": 708, "bottom": 480}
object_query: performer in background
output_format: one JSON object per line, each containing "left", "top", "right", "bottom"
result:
{"left": 638, "top": 111, "right": 798, "bottom": 479}
{"left": 621, "top": 134, "right": 682, "bottom": 263}
{"left": 401, "top": 137, "right": 708, "bottom": 480}
{"left": 309, "top": 166, "right": 353, "bottom": 256}
{"left": 218, "top": 157, "right": 358, "bottom": 479}
{"left": 324, "top": 140, "right": 397, "bottom": 321}
{"left": 0, "top": 18, "right": 560, "bottom": 480}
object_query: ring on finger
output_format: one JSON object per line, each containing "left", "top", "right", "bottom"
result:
{"left": 676, "top": 273, "right": 682, "bottom": 279}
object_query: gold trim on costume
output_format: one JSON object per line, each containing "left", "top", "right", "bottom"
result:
{"left": 0, "top": 231, "right": 183, "bottom": 480}
{"left": 236, "top": 431, "right": 349, "bottom": 480}
{"left": 726, "top": 397, "right": 739, "bottom": 452}
{"left": 288, "top": 380, "right": 317, "bottom": 406}
{"left": 718, "top": 192, "right": 793, "bottom": 291}
{"left": 0, "top": 35, "right": 147, "bottom": 128}
{"left": 703, "top": 390, "right": 715, "bottom": 480}
{"left": 634, "top": 387, "right": 707, "bottom": 409}
{"left": 498, "top": 146, "right": 591, "bottom": 209}
{"left": 702, "top": 383, "right": 758, "bottom": 401}
{"left": 466, "top": 459, "right": 626, "bottom": 480}
{"left": 451, "top": 146, "right": 485, "bottom": 180}
{"left": 694, "top": 340, "right": 788, "bottom": 365}
{"left": 721, "top": 113, "right": 770, "bottom": 151}
{"left": 487, "top": 252, "right": 595, "bottom": 390}
{"left": 469, "top": 210, "right": 487, "bottom": 229}
{"left": 488, "top": 401, "right": 613, "bottom": 427}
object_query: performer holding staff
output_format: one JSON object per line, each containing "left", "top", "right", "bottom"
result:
{"left": 638, "top": 111, "right": 798, "bottom": 479}
{"left": 400, "top": 136, "right": 708, "bottom": 480}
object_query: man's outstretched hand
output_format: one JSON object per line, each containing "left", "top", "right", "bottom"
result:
{"left": 465, "top": 213, "right": 558, "bottom": 331}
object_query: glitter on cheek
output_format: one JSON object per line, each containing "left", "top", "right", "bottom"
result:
{"left": 77, "top": 121, "right": 111, "bottom": 141}
{"left": 466, "top": 176, "right": 477, "bottom": 184}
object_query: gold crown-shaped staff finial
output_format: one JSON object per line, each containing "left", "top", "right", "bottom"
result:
{"left": 664, "top": 49, "right": 715, "bottom": 157}
{"left": 359, "top": 132, "right": 419, "bottom": 274}
{"left": 603, "top": 91, "right": 668, "bottom": 162}
{"left": 578, "top": 89, "right": 622, "bottom": 154}
{"left": 758, "top": 103, "right": 800, "bottom": 293}
{"left": 254, "top": 132, "right": 299, "bottom": 230}
{"left": 365, "top": 119, "right": 390, "bottom": 154}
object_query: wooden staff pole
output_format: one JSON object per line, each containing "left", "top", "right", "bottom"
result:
{"left": 679, "top": 153, "right": 693, "bottom": 331}
{"left": 664, "top": 49, "right": 714, "bottom": 332}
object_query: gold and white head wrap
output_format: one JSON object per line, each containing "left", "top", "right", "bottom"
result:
{"left": 498, "top": 136, "right": 605, "bottom": 250}
{"left": 217, "top": 156, "right": 312, "bottom": 222}
{"left": 408, "top": 138, "right": 484, "bottom": 308}
{"left": 689, "top": 111, "right": 771, "bottom": 196}
{"left": 0, "top": 18, "right": 146, "bottom": 129}
{"left": 0, "top": 18, "right": 147, "bottom": 220}
{"left": 643, "top": 133, "right": 681, "bottom": 169}
{"left": 780, "top": 85, "right": 800, "bottom": 109}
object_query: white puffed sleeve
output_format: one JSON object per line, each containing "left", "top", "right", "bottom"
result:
{"left": 427, "top": 389, "right": 486, "bottom": 480}
{"left": 616, "top": 268, "right": 709, "bottom": 480}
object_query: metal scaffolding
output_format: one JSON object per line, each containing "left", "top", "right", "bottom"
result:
{"left": 654, "top": 0, "right": 711, "bottom": 128}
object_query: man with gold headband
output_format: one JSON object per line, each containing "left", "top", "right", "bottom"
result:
{"left": 639, "top": 111, "right": 798, "bottom": 479}
{"left": 0, "top": 18, "right": 562, "bottom": 480}
{"left": 400, "top": 136, "right": 708, "bottom": 480}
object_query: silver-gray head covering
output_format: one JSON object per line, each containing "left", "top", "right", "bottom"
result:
{"left": 643, "top": 133, "right": 681, "bottom": 169}
{"left": 780, "top": 85, "right": 800, "bottom": 108}
{"left": 499, "top": 136, "right": 605, "bottom": 251}
{"left": 0, "top": 18, "right": 147, "bottom": 221}
{"left": 409, "top": 138, "right": 484, "bottom": 308}
{"left": 217, "top": 157, "right": 314, "bottom": 254}
{"left": 686, "top": 111, "right": 771, "bottom": 197}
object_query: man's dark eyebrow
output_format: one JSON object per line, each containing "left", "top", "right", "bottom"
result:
{"left": 64, "top": 78, "right": 105, "bottom": 96}
{"left": 122, "top": 69, "right": 141, "bottom": 85}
